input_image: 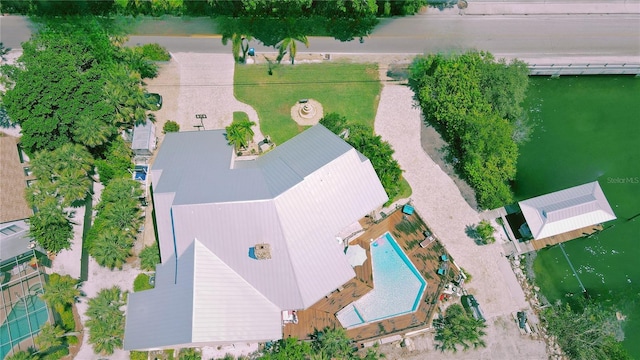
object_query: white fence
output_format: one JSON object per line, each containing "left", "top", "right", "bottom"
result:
{"left": 528, "top": 63, "right": 640, "bottom": 76}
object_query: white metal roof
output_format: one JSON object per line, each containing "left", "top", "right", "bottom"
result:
{"left": 131, "top": 120, "right": 156, "bottom": 152}
{"left": 519, "top": 181, "right": 616, "bottom": 239}
{"left": 125, "top": 125, "right": 388, "bottom": 349}
{"left": 124, "top": 240, "right": 282, "bottom": 350}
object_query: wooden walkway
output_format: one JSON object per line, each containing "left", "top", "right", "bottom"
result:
{"left": 528, "top": 224, "right": 603, "bottom": 251}
{"left": 283, "top": 208, "right": 458, "bottom": 343}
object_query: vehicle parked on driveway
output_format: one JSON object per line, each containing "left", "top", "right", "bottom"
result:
{"left": 145, "top": 92, "right": 163, "bottom": 110}
{"left": 462, "top": 294, "right": 485, "bottom": 322}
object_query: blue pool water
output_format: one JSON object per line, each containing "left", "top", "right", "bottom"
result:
{"left": 134, "top": 165, "right": 148, "bottom": 181}
{"left": 0, "top": 287, "right": 49, "bottom": 359}
{"left": 336, "top": 232, "right": 427, "bottom": 328}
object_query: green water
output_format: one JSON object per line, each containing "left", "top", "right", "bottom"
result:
{"left": 516, "top": 76, "right": 640, "bottom": 357}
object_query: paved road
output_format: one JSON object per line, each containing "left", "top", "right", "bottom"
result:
{"left": 2, "top": 13, "right": 639, "bottom": 63}
{"left": 127, "top": 15, "right": 639, "bottom": 63}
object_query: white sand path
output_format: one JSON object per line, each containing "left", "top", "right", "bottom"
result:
{"left": 374, "top": 84, "right": 527, "bottom": 318}
{"left": 52, "top": 182, "right": 142, "bottom": 360}
{"left": 374, "top": 84, "right": 545, "bottom": 357}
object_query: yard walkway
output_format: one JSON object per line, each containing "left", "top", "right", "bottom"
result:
{"left": 373, "top": 84, "right": 528, "bottom": 319}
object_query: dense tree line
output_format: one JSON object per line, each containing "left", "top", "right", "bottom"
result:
{"left": 409, "top": 51, "right": 529, "bottom": 209}
{"left": 1, "top": 0, "right": 427, "bottom": 18}
{"left": 2, "top": 18, "right": 158, "bottom": 155}
{"left": 0, "top": 18, "right": 159, "bottom": 256}
{"left": 541, "top": 299, "right": 630, "bottom": 360}
{"left": 259, "top": 327, "right": 383, "bottom": 359}
{"left": 320, "top": 113, "right": 403, "bottom": 203}
{"left": 86, "top": 178, "right": 143, "bottom": 269}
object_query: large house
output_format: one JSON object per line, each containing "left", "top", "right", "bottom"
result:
{"left": 124, "top": 125, "right": 388, "bottom": 350}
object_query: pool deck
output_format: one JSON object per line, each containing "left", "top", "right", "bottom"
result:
{"left": 283, "top": 208, "right": 459, "bottom": 343}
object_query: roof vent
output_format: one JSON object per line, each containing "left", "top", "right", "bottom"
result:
{"left": 254, "top": 243, "right": 272, "bottom": 260}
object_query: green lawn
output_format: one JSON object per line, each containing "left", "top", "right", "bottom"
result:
{"left": 233, "top": 111, "right": 250, "bottom": 123}
{"left": 234, "top": 62, "right": 381, "bottom": 145}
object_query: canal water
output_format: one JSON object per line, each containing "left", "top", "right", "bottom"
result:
{"left": 515, "top": 76, "right": 640, "bottom": 357}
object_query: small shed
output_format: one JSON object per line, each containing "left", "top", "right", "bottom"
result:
{"left": 132, "top": 119, "right": 157, "bottom": 156}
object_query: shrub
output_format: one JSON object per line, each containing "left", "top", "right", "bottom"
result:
{"left": 163, "top": 120, "right": 180, "bottom": 133}
{"left": 139, "top": 243, "right": 160, "bottom": 271}
{"left": 130, "top": 351, "right": 148, "bottom": 360}
{"left": 461, "top": 267, "right": 472, "bottom": 283}
{"left": 140, "top": 43, "right": 171, "bottom": 61}
{"left": 59, "top": 306, "right": 76, "bottom": 332}
{"left": 476, "top": 220, "right": 496, "bottom": 244}
{"left": 134, "top": 273, "right": 154, "bottom": 292}
{"left": 41, "top": 347, "right": 69, "bottom": 360}
{"left": 320, "top": 113, "right": 404, "bottom": 203}
{"left": 67, "top": 335, "right": 79, "bottom": 345}
{"left": 409, "top": 51, "right": 528, "bottom": 209}
{"left": 95, "top": 137, "right": 133, "bottom": 186}
{"left": 178, "top": 347, "right": 201, "bottom": 360}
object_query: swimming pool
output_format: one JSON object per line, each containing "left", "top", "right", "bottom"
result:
{"left": 336, "top": 232, "right": 427, "bottom": 328}
{"left": 133, "top": 165, "right": 148, "bottom": 181}
{"left": 0, "top": 285, "right": 49, "bottom": 359}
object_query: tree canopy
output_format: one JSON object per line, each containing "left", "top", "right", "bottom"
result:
{"left": 259, "top": 327, "right": 383, "bottom": 359}
{"left": 41, "top": 273, "right": 81, "bottom": 312}
{"left": 139, "top": 243, "right": 161, "bottom": 271}
{"left": 409, "top": 51, "right": 529, "bottom": 209}
{"left": 225, "top": 119, "right": 256, "bottom": 151}
{"left": 434, "top": 303, "right": 487, "bottom": 352}
{"left": 29, "top": 143, "right": 94, "bottom": 207}
{"left": 1, "top": 0, "right": 425, "bottom": 17}
{"left": 320, "top": 113, "right": 402, "bottom": 202}
{"left": 2, "top": 22, "right": 113, "bottom": 154}
{"left": 1, "top": 17, "right": 159, "bottom": 156}
{"left": 541, "top": 300, "right": 630, "bottom": 360}
{"left": 86, "top": 286, "right": 127, "bottom": 355}
{"left": 87, "top": 178, "right": 142, "bottom": 269}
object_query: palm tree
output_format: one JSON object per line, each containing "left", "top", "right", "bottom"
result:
{"left": 311, "top": 327, "right": 356, "bottom": 359}
{"left": 5, "top": 350, "right": 39, "bottom": 360}
{"left": 101, "top": 200, "right": 142, "bottom": 233}
{"left": 97, "top": 178, "right": 142, "bottom": 209}
{"left": 225, "top": 120, "right": 256, "bottom": 151}
{"left": 277, "top": 35, "right": 310, "bottom": 65}
{"left": 34, "top": 323, "right": 66, "bottom": 350}
{"left": 86, "top": 286, "right": 126, "bottom": 355}
{"left": 73, "top": 114, "right": 116, "bottom": 148}
{"left": 89, "top": 228, "right": 134, "bottom": 269}
{"left": 221, "top": 33, "right": 253, "bottom": 63}
{"left": 28, "top": 203, "right": 73, "bottom": 254}
{"left": 30, "top": 144, "right": 95, "bottom": 208}
{"left": 139, "top": 243, "right": 160, "bottom": 271}
{"left": 104, "top": 64, "right": 151, "bottom": 128}
{"left": 41, "top": 273, "right": 81, "bottom": 312}
{"left": 435, "top": 304, "right": 487, "bottom": 353}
